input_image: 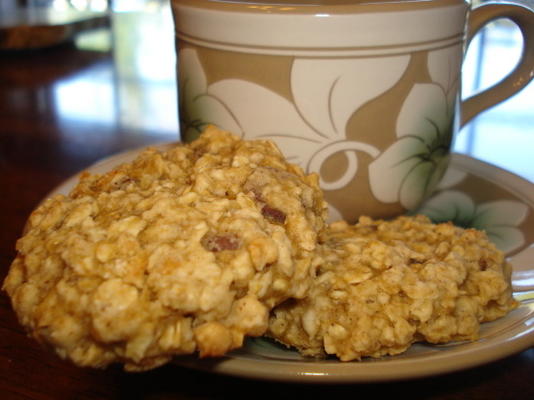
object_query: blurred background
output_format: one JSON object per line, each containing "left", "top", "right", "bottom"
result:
{"left": 459, "top": 0, "right": 534, "bottom": 183}
{"left": 1, "top": 0, "right": 532, "bottom": 181}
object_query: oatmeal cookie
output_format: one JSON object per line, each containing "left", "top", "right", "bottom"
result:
{"left": 3, "top": 126, "right": 327, "bottom": 371}
{"left": 268, "top": 215, "right": 518, "bottom": 360}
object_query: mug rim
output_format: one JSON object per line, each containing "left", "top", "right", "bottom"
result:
{"left": 172, "top": 0, "right": 469, "bottom": 55}
{"left": 172, "top": 0, "right": 468, "bottom": 14}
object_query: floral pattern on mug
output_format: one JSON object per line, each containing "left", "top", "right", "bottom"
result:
{"left": 177, "top": 48, "right": 411, "bottom": 191}
{"left": 178, "top": 48, "right": 235, "bottom": 139}
{"left": 368, "top": 46, "right": 461, "bottom": 210}
{"left": 415, "top": 190, "right": 528, "bottom": 254}
{"left": 368, "top": 83, "right": 454, "bottom": 210}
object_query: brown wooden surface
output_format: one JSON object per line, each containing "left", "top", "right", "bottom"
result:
{"left": 1, "top": 8, "right": 533, "bottom": 400}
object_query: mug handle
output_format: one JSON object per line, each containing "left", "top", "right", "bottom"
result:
{"left": 461, "top": 1, "right": 534, "bottom": 127}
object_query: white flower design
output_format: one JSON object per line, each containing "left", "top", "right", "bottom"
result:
{"left": 368, "top": 46, "right": 461, "bottom": 211}
{"left": 368, "top": 83, "right": 454, "bottom": 210}
{"left": 178, "top": 48, "right": 241, "bottom": 140}
{"left": 415, "top": 190, "right": 528, "bottom": 254}
{"left": 178, "top": 48, "right": 411, "bottom": 192}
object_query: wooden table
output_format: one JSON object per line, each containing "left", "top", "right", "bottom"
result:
{"left": 1, "top": 7, "right": 533, "bottom": 400}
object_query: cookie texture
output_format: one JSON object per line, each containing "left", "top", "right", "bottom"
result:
{"left": 268, "top": 215, "right": 518, "bottom": 360}
{"left": 3, "top": 126, "right": 327, "bottom": 371}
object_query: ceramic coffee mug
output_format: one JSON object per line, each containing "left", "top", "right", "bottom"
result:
{"left": 172, "top": 0, "right": 534, "bottom": 222}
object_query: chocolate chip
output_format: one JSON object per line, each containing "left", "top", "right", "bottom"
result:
{"left": 479, "top": 259, "right": 488, "bottom": 271}
{"left": 262, "top": 205, "right": 286, "bottom": 224}
{"left": 201, "top": 233, "right": 241, "bottom": 252}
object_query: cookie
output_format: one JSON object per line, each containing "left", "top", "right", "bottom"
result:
{"left": 268, "top": 215, "right": 518, "bottom": 360}
{"left": 3, "top": 126, "right": 327, "bottom": 371}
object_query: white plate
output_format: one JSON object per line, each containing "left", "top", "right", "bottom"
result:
{"left": 50, "top": 145, "right": 534, "bottom": 383}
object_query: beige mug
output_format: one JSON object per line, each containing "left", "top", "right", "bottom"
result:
{"left": 172, "top": 0, "right": 534, "bottom": 222}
